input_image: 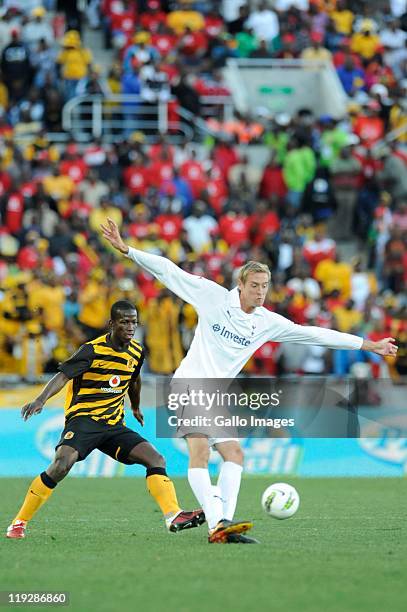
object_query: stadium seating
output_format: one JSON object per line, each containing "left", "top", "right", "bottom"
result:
{"left": 0, "top": 0, "right": 406, "bottom": 379}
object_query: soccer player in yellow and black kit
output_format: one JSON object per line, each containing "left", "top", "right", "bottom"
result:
{"left": 6, "top": 300, "right": 205, "bottom": 539}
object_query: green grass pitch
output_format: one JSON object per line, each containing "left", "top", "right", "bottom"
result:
{"left": 1, "top": 477, "right": 406, "bottom": 612}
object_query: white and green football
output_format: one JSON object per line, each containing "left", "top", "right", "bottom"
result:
{"left": 261, "top": 483, "right": 300, "bottom": 519}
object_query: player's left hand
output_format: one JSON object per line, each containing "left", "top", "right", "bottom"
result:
{"left": 133, "top": 408, "right": 144, "bottom": 426}
{"left": 372, "top": 337, "right": 398, "bottom": 356}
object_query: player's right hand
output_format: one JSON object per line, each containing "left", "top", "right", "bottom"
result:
{"left": 100, "top": 217, "right": 128, "bottom": 254}
{"left": 21, "top": 399, "right": 44, "bottom": 421}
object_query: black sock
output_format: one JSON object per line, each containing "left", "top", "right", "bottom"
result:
{"left": 146, "top": 467, "right": 167, "bottom": 478}
{"left": 40, "top": 471, "right": 57, "bottom": 489}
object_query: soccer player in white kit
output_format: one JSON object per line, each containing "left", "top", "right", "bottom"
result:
{"left": 101, "top": 218, "right": 398, "bottom": 544}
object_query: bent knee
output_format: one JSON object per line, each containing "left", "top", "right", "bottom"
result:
{"left": 153, "top": 453, "right": 166, "bottom": 469}
{"left": 50, "top": 459, "right": 73, "bottom": 479}
{"left": 225, "top": 445, "right": 244, "bottom": 466}
{"left": 190, "top": 447, "right": 210, "bottom": 466}
{"left": 50, "top": 451, "right": 77, "bottom": 479}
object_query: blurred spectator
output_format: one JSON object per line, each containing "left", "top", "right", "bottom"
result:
{"left": 330, "top": 0, "right": 354, "bottom": 36}
{"left": 230, "top": 154, "right": 263, "bottom": 195}
{"left": 249, "top": 38, "right": 273, "bottom": 58}
{"left": 351, "top": 18, "right": 381, "bottom": 60}
{"left": 302, "top": 163, "right": 337, "bottom": 224}
{"left": 301, "top": 32, "right": 332, "bottom": 62}
{"left": 0, "top": 0, "right": 406, "bottom": 378}
{"left": 1, "top": 28, "right": 32, "bottom": 102}
{"left": 245, "top": 1, "right": 279, "bottom": 44}
{"left": 57, "top": 30, "right": 93, "bottom": 100}
{"left": 183, "top": 201, "right": 218, "bottom": 253}
{"left": 167, "top": 2, "right": 205, "bottom": 34}
{"left": 22, "top": 6, "right": 54, "bottom": 52}
{"left": 283, "top": 137, "right": 316, "bottom": 208}
{"left": 258, "top": 153, "right": 287, "bottom": 200}
{"left": 331, "top": 144, "right": 361, "bottom": 240}
{"left": 171, "top": 73, "right": 201, "bottom": 116}
{"left": 378, "top": 147, "right": 407, "bottom": 202}
{"left": 89, "top": 196, "right": 123, "bottom": 233}
{"left": 336, "top": 53, "right": 366, "bottom": 95}
{"left": 353, "top": 100, "right": 385, "bottom": 146}
{"left": 31, "top": 38, "right": 57, "bottom": 89}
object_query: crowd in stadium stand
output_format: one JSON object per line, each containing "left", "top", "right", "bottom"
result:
{"left": 0, "top": 0, "right": 406, "bottom": 382}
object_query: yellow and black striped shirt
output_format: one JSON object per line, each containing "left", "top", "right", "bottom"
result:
{"left": 58, "top": 334, "right": 144, "bottom": 425}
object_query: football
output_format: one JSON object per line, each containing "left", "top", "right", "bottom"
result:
{"left": 261, "top": 483, "right": 300, "bottom": 519}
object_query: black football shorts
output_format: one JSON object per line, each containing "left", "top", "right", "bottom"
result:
{"left": 55, "top": 416, "right": 147, "bottom": 464}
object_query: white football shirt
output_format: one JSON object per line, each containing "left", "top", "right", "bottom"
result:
{"left": 126, "top": 248, "right": 363, "bottom": 379}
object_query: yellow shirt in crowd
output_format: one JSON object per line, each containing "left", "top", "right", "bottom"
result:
{"left": 330, "top": 9, "right": 354, "bottom": 35}
{"left": 351, "top": 33, "right": 380, "bottom": 59}
{"left": 332, "top": 306, "right": 363, "bottom": 333}
{"left": 314, "top": 259, "right": 352, "bottom": 299}
{"left": 57, "top": 47, "right": 93, "bottom": 80}
{"left": 167, "top": 10, "right": 205, "bottom": 34}
{"left": 78, "top": 280, "right": 109, "bottom": 330}
{"left": 301, "top": 47, "right": 332, "bottom": 62}
{"left": 43, "top": 174, "right": 75, "bottom": 201}
{"left": 89, "top": 207, "right": 123, "bottom": 234}
{"left": 28, "top": 281, "right": 65, "bottom": 331}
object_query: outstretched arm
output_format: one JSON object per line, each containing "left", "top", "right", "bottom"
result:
{"left": 21, "top": 372, "right": 69, "bottom": 421}
{"left": 268, "top": 311, "right": 398, "bottom": 355}
{"left": 100, "top": 217, "right": 227, "bottom": 310}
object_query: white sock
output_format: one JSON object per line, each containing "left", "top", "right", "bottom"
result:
{"left": 188, "top": 468, "right": 224, "bottom": 530}
{"left": 217, "top": 461, "right": 243, "bottom": 521}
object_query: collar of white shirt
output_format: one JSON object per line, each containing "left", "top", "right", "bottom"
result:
{"left": 228, "top": 287, "right": 263, "bottom": 317}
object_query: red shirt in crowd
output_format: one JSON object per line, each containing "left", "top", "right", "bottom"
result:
{"left": 155, "top": 213, "right": 183, "bottom": 241}
{"left": 180, "top": 160, "right": 205, "bottom": 197}
{"left": 250, "top": 211, "right": 280, "bottom": 246}
{"left": 148, "top": 159, "right": 173, "bottom": 188}
{"left": 17, "top": 245, "right": 38, "bottom": 270}
{"left": 140, "top": 9, "right": 167, "bottom": 33}
{"left": 303, "top": 238, "right": 336, "bottom": 273}
{"left": 136, "top": 270, "right": 160, "bottom": 301}
{"left": 202, "top": 251, "right": 227, "bottom": 280}
{"left": 179, "top": 31, "right": 208, "bottom": 56}
{"left": 5, "top": 191, "right": 24, "bottom": 234}
{"left": 61, "top": 197, "right": 92, "bottom": 219}
{"left": 219, "top": 213, "right": 251, "bottom": 245}
{"left": 205, "top": 178, "right": 228, "bottom": 214}
{"left": 353, "top": 116, "right": 385, "bottom": 147}
{"left": 0, "top": 172, "right": 11, "bottom": 197}
{"left": 213, "top": 144, "right": 240, "bottom": 181}
{"left": 60, "top": 159, "right": 88, "bottom": 184}
{"left": 20, "top": 181, "right": 37, "bottom": 198}
{"left": 259, "top": 165, "right": 287, "bottom": 199}
{"left": 149, "top": 143, "right": 175, "bottom": 163}
{"left": 123, "top": 164, "right": 149, "bottom": 195}
{"left": 128, "top": 221, "right": 151, "bottom": 239}
{"left": 251, "top": 341, "right": 280, "bottom": 375}
{"left": 151, "top": 33, "right": 178, "bottom": 56}
{"left": 353, "top": 150, "right": 383, "bottom": 186}
{"left": 204, "top": 15, "right": 224, "bottom": 38}
{"left": 110, "top": 10, "right": 137, "bottom": 34}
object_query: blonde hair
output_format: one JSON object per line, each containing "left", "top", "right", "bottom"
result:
{"left": 238, "top": 261, "right": 271, "bottom": 284}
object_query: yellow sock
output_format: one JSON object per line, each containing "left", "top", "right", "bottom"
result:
{"left": 146, "top": 473, "right": 180, "bottom": 518}
{"left": 13, "top": 473, "right": 56, "bottom": 524}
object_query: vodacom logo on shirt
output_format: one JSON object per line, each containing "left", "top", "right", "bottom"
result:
{"left": 109, "top": 375, "right": 121, "bottom": 388}
{"left": 101, "top": 376, "right": 122, "bottom": 393}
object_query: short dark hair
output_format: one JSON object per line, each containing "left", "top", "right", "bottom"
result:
{"left": 110, "top": 300, "right": 137, "bottom": 320}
